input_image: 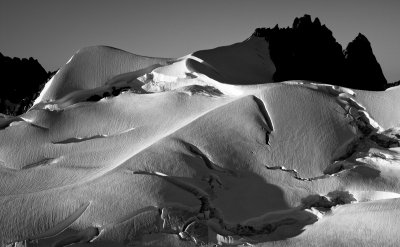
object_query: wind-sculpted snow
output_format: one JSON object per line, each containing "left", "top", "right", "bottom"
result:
{"left": 31, "top": 55, "right": 243, "bottom": 112}
{"left": 34, "top": 46, "right": 170, "bottom": 104}
{"left": 2, "top": 44, "right": 400, "bottom": 246}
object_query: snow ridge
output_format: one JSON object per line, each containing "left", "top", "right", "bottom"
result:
{"left": 3, "top": 41, "right": 400, "bottom": 246}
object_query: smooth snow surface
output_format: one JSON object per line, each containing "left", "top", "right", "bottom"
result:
{"left": 190, "top": 36, "right": 276, "bottom": 85}
{"left": 355, "top": 86, "right": 400, "bottom": 129}
{"left": 2, "top": 40, "right": 400, "bottom": 247}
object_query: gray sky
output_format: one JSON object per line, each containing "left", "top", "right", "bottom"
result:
{"left": 1, "top": 0, "right": 399, "bottom": 82}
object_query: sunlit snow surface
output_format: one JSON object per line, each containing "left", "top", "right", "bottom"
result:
{"left": 2, "top": 38, "right": 400, "bottom": 246}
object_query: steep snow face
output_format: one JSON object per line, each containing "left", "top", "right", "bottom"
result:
{"left": 2, "top": 42, "right": 400, "bottom": 247}
{"left": 191, "top": 36, "right": 276, "bottom": 85}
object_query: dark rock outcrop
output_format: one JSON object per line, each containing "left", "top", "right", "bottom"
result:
{"left": 0, "top": 52, "right": 55, "bottom": 115}
{"left": 253, "top": 15, "right": 388, "bottom": 91}
{"left": 386, "top": 80, "right": 400, "bottom": 89}
{"left": 344, "top": 33, "right": 387, "bottom": 90}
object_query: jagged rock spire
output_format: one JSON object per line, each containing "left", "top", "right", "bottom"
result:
{"left": 0, "top": 52, "right": 53, "bottom": 115}
{"left": 344, "top": 33, "right": 387, "bottom": 90}
{"left": 253, "top": 15, "right": 387, "bottom": 91}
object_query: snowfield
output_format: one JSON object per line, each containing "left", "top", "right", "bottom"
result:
{"left": 1, "top": 37, "right": 400, "bottom": 246}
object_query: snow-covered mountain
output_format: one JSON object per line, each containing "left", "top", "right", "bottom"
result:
{"left": 1, "top": 31, "right": 400, "bottom": 247}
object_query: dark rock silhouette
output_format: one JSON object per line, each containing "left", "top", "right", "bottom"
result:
{"left": 344, "top": 33, "right": 387, "bottom": 90}
{"left": 0, "top": 52, "right": 55, "bottom": 115}
{"left": 386, "top": 80, "right": 400, "bottom": 89}
{"left": 1, "top": 15, "right": 391, "bottom": 116}
{"left": 253, "top": 14, "right": 388, "bottom": 91}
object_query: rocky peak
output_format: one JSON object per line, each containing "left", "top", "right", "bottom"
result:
{"left": 344, "top": 33, "right": 387, "bottom": 90}
{"left": 0, "top": 52, "right": 54, "bottom": 115}
{"left": 252, "top": 15, "right": 387, "bottom": 91}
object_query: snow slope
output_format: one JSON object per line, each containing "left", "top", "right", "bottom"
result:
{"left": 1, "top": 39, "right": 400, "bottom": 247}
{"left": 355, "top": 86, "right": 400, "bottom": 129}
{"left": 190, "top": 36, "right": 276, "bottom": 85}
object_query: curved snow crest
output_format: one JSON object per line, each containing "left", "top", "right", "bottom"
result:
{"left": 33, "top": 69, "right": 60, "bottom": 105}
{"left": 33, "top": 46, "right": 171, "bottom": 104}
{"left": 32, "top": 37, "right": 275, "bottom": 109}
{"left": 31, "top": 54, "right": 248, "bottom": 112}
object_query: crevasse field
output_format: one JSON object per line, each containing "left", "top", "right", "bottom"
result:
{"left": 1, "top": 37, "right": 400, "bottom": 247}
